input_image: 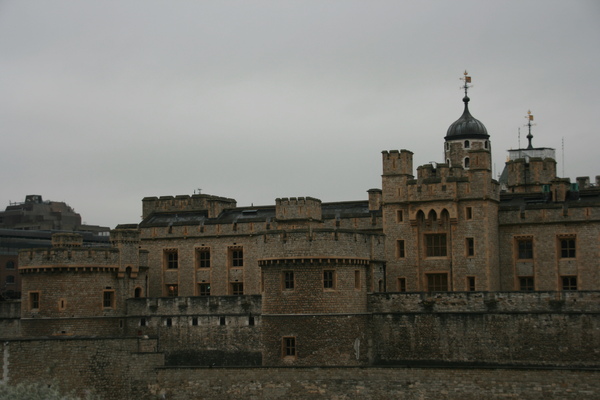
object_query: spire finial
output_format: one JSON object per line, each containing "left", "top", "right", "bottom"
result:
{"left": 460, "top": 70, "right": 472, "bottom": 97}
{"left": 524, "top": 110, "right": 536, "bottom": 149}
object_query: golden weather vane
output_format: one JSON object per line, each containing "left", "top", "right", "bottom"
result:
{"left": 460, "top": 70, "right": 472, "bottom": 96}
{"left": 524, "top": 110, "right": 536, "bottom": 149}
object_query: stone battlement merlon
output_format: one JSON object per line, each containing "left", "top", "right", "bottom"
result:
{"left": 382, "top": 149, "right": 414, "bottom": 176}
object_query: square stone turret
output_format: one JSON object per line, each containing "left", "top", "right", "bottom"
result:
{"left": 275, "top": 197, "right": 322, "bottom": 221}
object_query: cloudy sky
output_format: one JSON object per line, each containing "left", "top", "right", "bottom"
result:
{"left": 0, "top": 1, "right": 598, "bottom": 228}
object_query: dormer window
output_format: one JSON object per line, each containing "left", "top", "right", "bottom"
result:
{"left": 464, "top": 140, "right": 470, "bottom": 149}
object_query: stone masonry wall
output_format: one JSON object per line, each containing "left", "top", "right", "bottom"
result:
{"left": 125, "top": 295, "right": 262, "bottom": 366}
{"left": 153, "top": 366, "right": 600, "bottom": 400}
{"left": 369, "top": 291, "right": 600, "bottom": 367}
{"left": 0, "top": 337, "right": 163, "bottom": 400}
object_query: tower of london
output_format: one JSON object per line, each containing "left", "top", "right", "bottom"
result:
{"left": 1, "top": 73, "right": 599, "bottom": 399}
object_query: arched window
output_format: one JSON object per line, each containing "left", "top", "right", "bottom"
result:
{"left": 484, "top": 140, "right": 489, "bottom": 149}
{"left": 464, "top": 140, "right": 470, "bottom": 149}
{"left": 428, "top": 210, "right": 437, "bottom": 222}
{"left": 134, "top": 287, "right": 143, "bottom": 298}
{"left": 446, "top": 159, "right": 451, "bottom": 167}
{"left": 464, "top": 157, "right": 470, "bottom": 169}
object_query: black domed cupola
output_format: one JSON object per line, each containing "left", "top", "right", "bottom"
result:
{"left": 445, "top": 95, "right": 489, "bottom": 140}
{"left": 443, "top": 71, "right": 491, "bottom": 171}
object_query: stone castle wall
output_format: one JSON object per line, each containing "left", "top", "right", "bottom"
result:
{"left": 125, "top": 295, "right": 262, "bottom": 366}
{"left": 152, "top": 366, "right": 600, "bottom": 400}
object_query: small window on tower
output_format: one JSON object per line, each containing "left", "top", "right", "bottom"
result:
{"left": 464, "top": 140, "right": 470, "bottom": 148}
{"left": 396, "top": 240, "right": 406, "bottom": 258}
{"left": 464, "top": 157, "right": 470, "bottom": 169}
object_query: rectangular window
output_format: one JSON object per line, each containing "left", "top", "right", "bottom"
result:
{"left": 396, "top": 210, "right": 404, "bottom": 222}
{"left": 103, "top": 290, "right": 115, "bottom": 309}
{"left": 197, "top": 248, "right": 211, "bottom": 269}
{"left": 354, "top": 270, "right": 361, "bottom": 290}
{"left": 230, "top": 282, "right": 244, "bottom": 295}
{"left": 559, "top": 237, "right": 576, "bottom": 258}
{"left": 466, "top": 237, "right": 475, "bottom": 257}
{"left": 165, "top": 250, "right": 178, "bottom": 269}
{"left": 282, "top": 337, "right": 296, "bottom": 358}
{"left": 398, "top": 277, "right": 406, "bottom": 292}
{"left": 198, "top": 283, "right": 211, "bottom": 296}
{"left": 517, "top": 238, "right": 533, "bottom": 260}
{"left": 519, "top": 277, "right": 534, "bottom": 291}
{"left": 427, "top": 273, "right": 448, "bottom": 292}
{"left": 426, "top": 234, "right": 447, "bottom": 257}
{"left": 29, "top": 291, "right": 40, "bottom": 310}
{"left": 561, "top": 276, "right": 577, "bottom": 291}
{"left": 283, "top": 271, "right": 295, "bottom": 290}
{"left": 230, "top": 247, "right": 244, "bottom": 267}
{"left": 467, "top": 276, "right": 476, "bottom": 291}
{"left": 323, "top": 270, "right": 335, "bottom": 290}
{"left": 166, "top": 284, "right": 178, "bottom": 297}
{"left": 466, "top": 207, "right": 473, "bottom": 219}
{"left": 396, "top": 240, "right": 405, "bottom": 258}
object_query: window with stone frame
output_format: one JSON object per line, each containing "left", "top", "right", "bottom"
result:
{"left": 396, "top": 209, "right": 404, "bottom": 222}
{"left": 230, "top": 282, "right": 244, "bottom": 295}
{"left": 561, "top": 276, "right": 577, "bottom": 291}
{"left": 559, "top": 236, "right": 576, "bottom": 258}
{"left": 103, "top": 290, "right": 115, "bottom": 309}
{"left": 398, "top": 277, "right": 406, "bottom": 292}
{"left": 229, "top": 247, "right": 244, "bottom": 268}
{"left": 196, "top": 247, "right": 211, "bottom": 269}
{"left": 283, "top": 271, "right": 295, "bottom": 290}
{"left": 466, "top": 237, "right": 475, "bottom": 257}
{"left": 198, "top": 283, "right": 211, "bottom": 296}
{"left": 467, "top": 276, "right": 476, "bottom": 291}
{"left": 465, "top": 206, "right": 473, "bottom": 220}
{"left": 516, "top": 238, "right": 533, "bottom": 260}
{"left": 323, "top": 270, "right": 336, "bottom": 290}
{"left": 29, "top": 291, "right": 40, "bottom": 310}
{"left": 519, "top": 277, "right": 534, "bottom": 291}
{"left": 425, "top": 234, "right": 447, "bottom": 257}
{"left": 426, "top": 273, "right": 448, "bottom": 292}
{"left": 164, "top": 249, "right": 178, "bottom": 269}
{"left": 6, "top": 260, "right": 15, "bottom": 270}
{"left": 282, "top": 336, "right": 296, "bottom": 358}
{"left": 396, "top": 239, "right": 406, "bottom": 258}
{"left": 5, "top": 275, "right": 15, "bottom": 285}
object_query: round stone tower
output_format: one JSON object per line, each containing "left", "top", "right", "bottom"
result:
{"left": 258, "top": 198, "right": 384, "bottom": 366}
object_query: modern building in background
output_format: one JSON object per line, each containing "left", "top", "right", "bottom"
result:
{"left": 0, "top": 195, "right": 109, "bottom": 299}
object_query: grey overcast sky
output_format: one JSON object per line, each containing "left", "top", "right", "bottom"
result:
{"left": 1, "top": 1, "right": 599, "bottom": 228}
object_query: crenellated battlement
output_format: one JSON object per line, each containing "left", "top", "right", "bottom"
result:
{"left": 369, "top": 290, "right": 600, "bottom": 314}
{"left": 275, "top": 197, "right": 322, "bottom": 221}
{"left": 19, "top": 247, "right": 119, "bottom": 271}
{"left": 382, "top": 149, "right": 413, "bottom": 176}
{"left": 142, "top": 194, "right": 237, "bottom": 219}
